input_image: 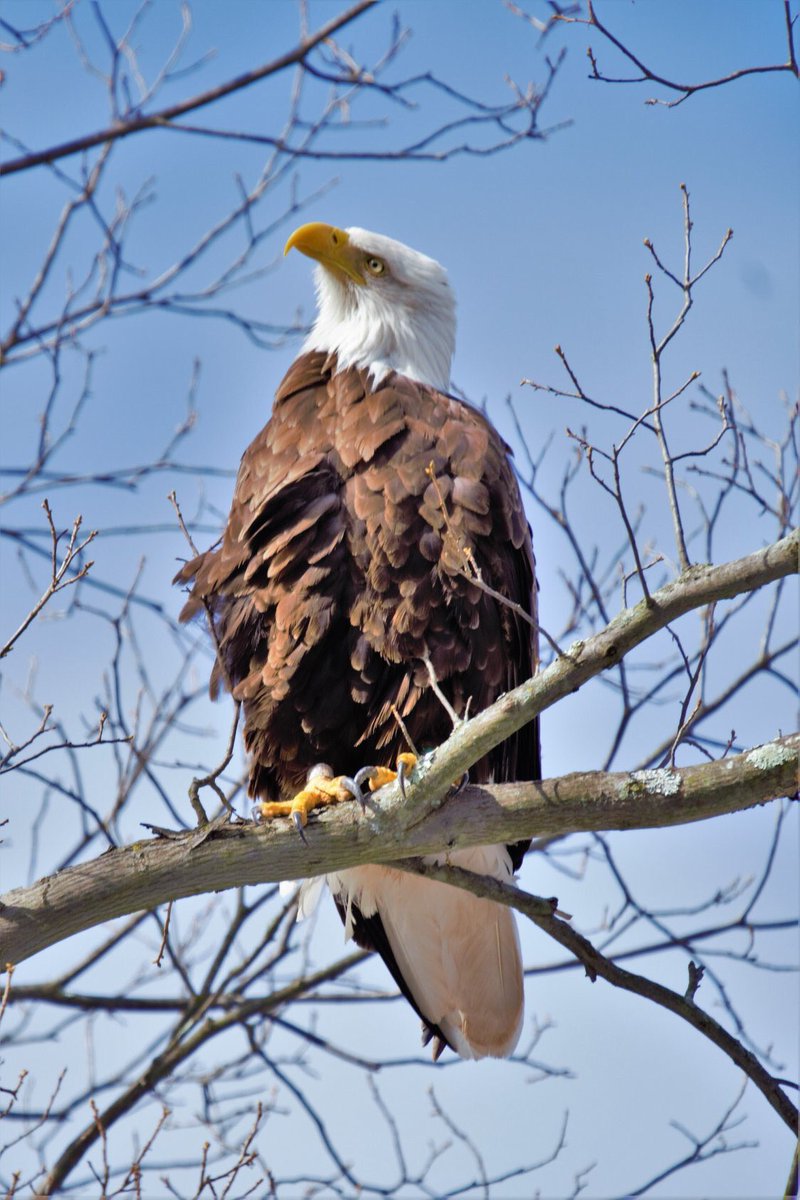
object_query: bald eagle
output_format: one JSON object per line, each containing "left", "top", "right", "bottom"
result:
{"left": 177, "top": 224, "right": 540, "bottom": 1059}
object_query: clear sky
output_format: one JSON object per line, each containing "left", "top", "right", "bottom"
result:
{"left": 1, "top": 1, "right": 797, "bottom": 1196}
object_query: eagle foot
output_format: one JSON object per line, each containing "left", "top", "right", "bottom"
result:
{"left": 255, "top": 753, "right": 419, "bottom": 840}
{"left": 354, "top": 751, "right": 418, "bottom": 800}
{"left": 255, "top": 763, "right": 366, "bottom": 842}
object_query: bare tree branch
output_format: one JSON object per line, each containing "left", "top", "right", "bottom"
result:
{"left": 2, "top": 6, "right": 796, "bottom": 1194}
{"left": 553, "top": 0, "right": 800, "bottom": 108}
{"left": 395, "top": 860, "right": 798, "bottom": 1132}
{"left": 2, "top": 721, "right": 795, "bottom": 967}
{"left": 0, "top": 502, "right": 96, "bottom": 660}
{"left": 0, "top": 0, "right": 378, "bottom": 177}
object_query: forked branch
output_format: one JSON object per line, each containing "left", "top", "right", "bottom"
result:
{"left": 396, "top": 857, "right": 798, "bottom": 1132}
{"left": 0, "top": 501, "right": 96, "bottom": 660}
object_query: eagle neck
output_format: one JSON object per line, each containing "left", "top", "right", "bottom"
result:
{"left": 303, "top": 266, "right": 455, "bottom": 392}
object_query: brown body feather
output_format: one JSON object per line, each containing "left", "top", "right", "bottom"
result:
{"left": 177, "top": 350, "right": 540, "bottom": 1055}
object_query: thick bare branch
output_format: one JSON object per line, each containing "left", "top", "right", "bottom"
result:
{"left": 2, "top": 529, "right": 796, "bottom": 963}
{"left": 1, "top": 722, "right": 795, "bottom": 968}
{"left": 411, "top": 529, "right": 797, "bottom": 803}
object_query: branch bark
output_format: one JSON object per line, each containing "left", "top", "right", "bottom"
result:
{"left": 408, "top": 529, "right": 798, "bottom": 808}
{"left": 2, "top": 531, "right": 796, "bottom": 966}
{"left": 2, "top": 730, "right": 796, "bottom": 967}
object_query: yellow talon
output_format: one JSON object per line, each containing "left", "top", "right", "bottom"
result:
{"left": 365, "top": 751, "right": 418, "bottom": 792}
{"left": 257, "top": 766, "right": 356, "bottom": 829}
{"left": 365, "top": 766, "right": 397, "bottom": 791}
{"left": 256, "top": 752, "right": 419, "bottom": 837}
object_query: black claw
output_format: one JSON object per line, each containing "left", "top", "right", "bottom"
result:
{"left": 452, "top": 769, "right": 469, "bottom": 796}
{"left": 292, "top": 811, "right": 308, "bottom": 844}
{"left": 397, "top": 757, "right": 409, "bottom": 800}
{"left": 353, "top": 765, "right": 379, "bottom": 802}
{"left": 339, "top": 774, "right": 368, "bottom": 811}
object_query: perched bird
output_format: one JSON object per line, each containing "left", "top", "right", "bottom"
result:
{"left": 176, "top": 223, "right": 540, "bottom": 1059}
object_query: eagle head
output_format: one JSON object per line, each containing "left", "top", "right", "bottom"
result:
{"left": 285, "top": 222, "right": 456, "bottom": 392}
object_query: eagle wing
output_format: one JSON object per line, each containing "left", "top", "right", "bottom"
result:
{"left": 177, "top": 350, "right": 539, "bottom": 1057}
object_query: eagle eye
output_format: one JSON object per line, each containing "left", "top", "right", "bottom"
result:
{"left": 364, "top": 256, "right": 386, "bottom": 276}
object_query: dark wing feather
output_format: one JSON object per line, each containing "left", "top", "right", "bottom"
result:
{"left": 176, "top": 350, "right": 540, "bottom": 1030}
{"left": 177, "top": 350, "right": 539, "bottom": 801}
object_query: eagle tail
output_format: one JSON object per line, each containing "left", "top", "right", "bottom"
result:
{"left": 328, "top": 847, "right": 524, "bottom": 1059}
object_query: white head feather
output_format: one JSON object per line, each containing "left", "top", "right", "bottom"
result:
{"left": 288, "top": 225, "right": 456, "bottom": 392}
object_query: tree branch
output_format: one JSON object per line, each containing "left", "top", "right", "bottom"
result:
{"left": 557, "top": 0, "right": 800, "bottom": 109}
{"left": 0, "top": 0, "right": 377, "bottom": 177}
{"left": 1, "top": 727, "right": 796, "bottom": 967}
{"left": 408, "top": 529, "right": 797, "bottom": 806}
{"left": 395, "top": 859, "right": 798, "bottom": 1133}
{"left": 2, "top": 531, "right": 796, "bottom": 965}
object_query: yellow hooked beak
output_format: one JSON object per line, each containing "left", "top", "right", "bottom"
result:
{"left": 284, "top": 222, "right": 365, "bottom": 285}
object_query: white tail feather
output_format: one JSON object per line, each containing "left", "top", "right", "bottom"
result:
{"left": 327, "top": 845, "right": 524, "bottom": 1059}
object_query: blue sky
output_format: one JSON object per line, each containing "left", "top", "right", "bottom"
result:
{"left": 1, "top": 2, "right": 798, "bottom": 1196}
